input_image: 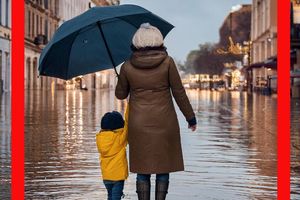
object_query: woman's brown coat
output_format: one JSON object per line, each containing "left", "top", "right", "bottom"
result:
{"left": 115, "top": 49, "right": 195, "bottom": 174}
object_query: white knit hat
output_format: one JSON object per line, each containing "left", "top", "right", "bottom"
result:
{"left": 132, "top": 23, "right": 164, "bottom": 48}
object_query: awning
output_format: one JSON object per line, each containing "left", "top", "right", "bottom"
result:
{"left": 245, "top": 51, "right": 300, "bottom": 70}
{"left": 268, "top": 71, "right": 300, "bottom": 79}
{"left": 246, "top": 57, "right": 277, "bottom": 70}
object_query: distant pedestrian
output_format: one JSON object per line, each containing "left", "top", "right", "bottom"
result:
{"left": 115, "top": 23, "right": 197, "bottom": 200}
{"left": 96, "top": 106, "right": 129, "bottom": 200}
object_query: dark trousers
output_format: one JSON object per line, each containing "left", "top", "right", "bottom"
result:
{"left": 136, "top": 173, "right": 170, "bottom": 182}
{"left": 103, "top": 180, "right": 124, "bottom": 200}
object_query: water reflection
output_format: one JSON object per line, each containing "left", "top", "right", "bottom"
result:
{"left": 291, "top": 98, "right": 300, "bottom": 199}
{"left": 25, "top": 89, "right": 279, "bottom": 199}
{"left": 0, "top": 92, "right": 11, "bottom": 200}
{"left": 179, "top": 90, "right": 277, "bottom": 200}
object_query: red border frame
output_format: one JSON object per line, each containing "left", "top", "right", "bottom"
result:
{"left": 277, "top": 0, "right": 290, "bottom": 200}
{"left": 10, "top": 0, "right": 290, "bottom": 200}
{"left": 11, "top": 0, "right": 24, "bottom": 199}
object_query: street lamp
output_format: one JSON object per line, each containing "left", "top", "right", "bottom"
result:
{"left": 267, "top": 37, "right": 272, "bottom": 43}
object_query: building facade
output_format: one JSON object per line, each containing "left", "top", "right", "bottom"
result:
{"left": 25, "top": 0, "right": 120, "bottom": 91}
{"left": 25, "top": 0, "right": 60, "bottom": 90}
{"left": 59, "top": 0, "right": 89, "bottom": 22}
{"left": 249, "top": 0, "right": 277, "bottom": 93}
{"left": 0, "top": 0, "right": 11, "bottom": 92}
{"left": 91, "top": 0, "right": 119, "bottom": 6}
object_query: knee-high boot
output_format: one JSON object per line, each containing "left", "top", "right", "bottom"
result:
{"left": 136, "top": 180, "right": 150, "bottom": 200}
{"left": 155, "top": 180, "right": 169, "bottom": 200}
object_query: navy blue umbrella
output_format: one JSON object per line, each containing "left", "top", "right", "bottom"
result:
{"left": 38, "top": 4, "right": 174, "bottom": 80}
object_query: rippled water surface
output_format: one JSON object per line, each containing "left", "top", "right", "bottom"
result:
{"left": 0, "top": 92, "right": 11, "bottom": 200}
{"left": 25, "top": 89, "right": 282, "bottom": 200}
{"left": 291, "top": 98, "right": 300, "bottom": 200}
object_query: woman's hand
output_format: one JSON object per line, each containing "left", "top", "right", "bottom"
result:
{"left": 189, "top": 124, "right": 196, "bottom": 132}
{"left": 187, "top": 117, "right": 197, "bottom": 132}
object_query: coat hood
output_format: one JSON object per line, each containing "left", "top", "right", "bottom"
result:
{"left": 130, "top": 50, "right": 168, "bottom": 69}
{"left": 96, "top": 128, "right": 123, "bottom": 156}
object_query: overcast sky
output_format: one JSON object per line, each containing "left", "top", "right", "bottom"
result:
{"left": 121, "top": 0, "right": 252, "bottom": 62}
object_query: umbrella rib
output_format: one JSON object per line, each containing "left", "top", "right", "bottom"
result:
{"left": 65, "top": 30, "right": 82, "bottom": 79}
{"left": 96, "top": 21, "right": 120, "bottom": 78}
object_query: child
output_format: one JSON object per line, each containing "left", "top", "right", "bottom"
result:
{"left": 96, "top": 106, "right": 129, "bottom": 200}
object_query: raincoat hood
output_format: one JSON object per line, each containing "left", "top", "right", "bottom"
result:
{"left": 130, "top": 50, "right": 168, "bottom": 69}
{"left": 97, "top": 128, "right": 124, "bottom": 156}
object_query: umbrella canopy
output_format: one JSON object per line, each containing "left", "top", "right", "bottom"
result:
{"left": 38, "top": 4, "right": 174, "bottom": 80}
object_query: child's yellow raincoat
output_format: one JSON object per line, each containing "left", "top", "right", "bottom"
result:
{"left": 96, "top": 106, "right": 129, "bottom": 181}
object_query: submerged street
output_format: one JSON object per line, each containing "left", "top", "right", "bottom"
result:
{"left": 291, "top": 98, "right": 300, "bottom": 200}
{"left": 0, "top": 93, "right": 11, "bottom": 200}
{"left": 23, "top": 89, "right": 295, "bottom": 200}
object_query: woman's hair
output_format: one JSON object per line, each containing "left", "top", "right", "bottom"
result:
{"left": 132, "top": 23, "right": 164, "bottom": 49}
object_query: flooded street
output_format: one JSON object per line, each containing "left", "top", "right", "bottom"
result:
{"left": 0, "top": 93, "right": 11, "bottom": 200}
{"left": 291, "top": 98, "right": 300, "bottom": 200}
{"left": 24, "top": 89, "right": 284, "bottom": 200}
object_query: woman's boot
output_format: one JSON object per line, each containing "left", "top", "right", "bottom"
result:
{"left": 155, "top": 180, "right": 169, "bottom": 200}
{"left": 136, "top": 180, "right": 150, "bottom": 200}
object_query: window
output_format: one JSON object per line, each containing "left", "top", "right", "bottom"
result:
{"left": 5, "top": 52, "right": 9, "bottom": 90}
{"left": 44, "top": 19, "right": 48, "bottom": 39}
{"left": 49, "top": 21, "right": 52, "bottom": 39}
{"left": 261, "top": 41, "right": 265, "bottom": 61}
{"left": 261, "top": 0, "right": 265, "bottom": 32}
{"left": 32, "top": 12, "right": 35, "bottom": 37}
{"left": 28, "top": 11, "right": 31, "bottom": 37}
{"left": 26, "top": 58, "right": 31, "bottom": 89}
{"left": 0, "top": 51, "right": 2, "bottom": 80}
{"left": 55, "top": 0, "right": 58, "bottom": 15}
{"left": 253, "top": 45, "right": 259, "bottom": 63}
{"left": 44, "top": 0, "right": 48, "bottom": 9}
{"left": 5, "top": 0, "right": 8, "bottom": 26}
{"left": 36, "top": 14, "right": 39, "bottom": 35}
{"left": 267, "top": 39, "right": 271, "bottom": 58}
{"left": 0, "top": 0, "right": 2, "bottom": 25}
{"left": 40, "top": 15, "right": 43, "bottom": 34}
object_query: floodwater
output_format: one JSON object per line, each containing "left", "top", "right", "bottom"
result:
{"left": 24, "top": 89, "right": 282, "bottom": 200}
{"left": 0, "top": 92, "right": 11, "bottom": 200}
{"left": 291, "top": 98, "right": 300, "bottom": 200}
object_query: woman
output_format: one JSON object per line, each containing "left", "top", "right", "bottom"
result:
{"left": 115, "top": 23, "right": 197, "bottom": 200}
